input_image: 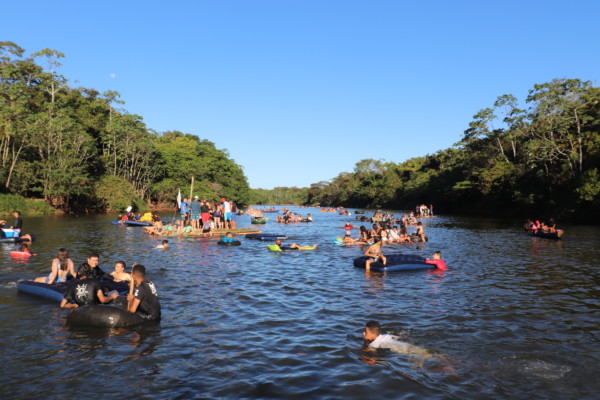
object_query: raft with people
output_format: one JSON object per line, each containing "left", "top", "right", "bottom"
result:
{"left": 17, "top": 280, "right": 130, "bottom": 303}
{"left": 353, "top": 254, "right": 436, "bottom": 272}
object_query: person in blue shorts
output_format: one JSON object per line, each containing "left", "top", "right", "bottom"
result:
{"left": 189, "top": 196, "right": 201, "bottom": 230}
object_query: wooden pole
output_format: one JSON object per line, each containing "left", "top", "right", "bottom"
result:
{"left": 189, "top": 176, "right": 195, "bottom": 200}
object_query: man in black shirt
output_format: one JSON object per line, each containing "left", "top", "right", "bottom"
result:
{"left": 82, "top": 252, "right": 113, "bottom": 280}
{"left": 12, "top": 211, "right": 23, "bottom": 230}
{"left": 127, "top": 264, "right": 161, "bottom": 321}
{"left": 60, "top": 264, "right": 118, "bottom": 308}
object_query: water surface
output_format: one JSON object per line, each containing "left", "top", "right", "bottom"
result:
{"left": 0, "top": 210, "right": 599, "bottom": 399}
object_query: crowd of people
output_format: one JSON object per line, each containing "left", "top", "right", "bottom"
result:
{"left": 524, "top": 218, "right": 558, "bottom": 233}
{"left": 32, "top": 250, "right": 161, "bottom": 321}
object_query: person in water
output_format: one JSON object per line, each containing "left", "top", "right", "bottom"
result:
{"left": 127, "top": 264, "right": 161, "bottom": 321}
{"left": 364, "top": 237, "right": 386, "bottom": 270}
{"left": 221, "top": 232, "right": 237, "bottom": 243}
{"left": 83, "top": 253, "right": 113, "bottom": 280}
{"left": 110, "top": 261, "right": 132, "bottom": 282}
{"left": 60, "top": 264, "right": 119, "bottom": 308}
{"left": 363, "top": 321, "right": 432, "bottom": 358}
{"left": 425, "top": 251, "right": 448, "bottom": 270}
{"left": 155, "top": 239, "right": 169, "bottom": 249}
{"left": 273, "top": 239, "right": 317, "bottom": 250}
{"left": 414, "top": 222, "right": 426, "bottom": 242}
{"left": 34, "top": 248, "right": 76, "bottom": 284}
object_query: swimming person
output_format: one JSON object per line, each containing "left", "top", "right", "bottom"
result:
{"left": 363, "top": 321, "right": 432, "bottom": 357}
{"left": 127, "top": 264, "right": 161, "bottom": 321}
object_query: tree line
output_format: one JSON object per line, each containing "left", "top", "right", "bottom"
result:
{"left": 255, "top": 79, "right": 600, "bottom": 222}
{"left": 0, "top": 42, "right": 250, "bottom": 213}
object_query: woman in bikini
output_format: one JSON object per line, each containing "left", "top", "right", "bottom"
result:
{"left": 34, "top": 248, "right": 76, "bottom": 284}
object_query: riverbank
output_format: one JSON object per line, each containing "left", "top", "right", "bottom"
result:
{"left": 0, "top": 194, "right": 61, "bottom": 217}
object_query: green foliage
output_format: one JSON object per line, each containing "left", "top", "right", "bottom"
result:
{"left": 576, "top": 169, "right": 600, "bottom": 204}
{"left": 307, "top": 79, "right": 600, "bottom": 221}
{"left": 0, "top": 43, "right": 251, "bottom": 212}
{"left": 249, "top": 187, "right": 309, "bottom": 205}
{"left": 94, "top": 176, "right": 143, "bottom": 212}
{"left": 0, "top": 194, "right": 58, "bottom": 216}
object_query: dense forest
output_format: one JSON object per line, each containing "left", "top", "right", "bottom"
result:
{"left": 0, "top": 42, "right": 250, "bottom": 213}
{"left": 255, "top": 79, "right": 600, "bottom": 222}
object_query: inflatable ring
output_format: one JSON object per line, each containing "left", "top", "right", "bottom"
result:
{"left": 10, "top": 251, "right": 31, "bottom": 258}
{"left": 353, "top": 254, "right": 434, "bottom": 272}
{"left": 66, "top": 305, "right": 147, "bottom": 327}
{"left": 218, "top": 240, "right": 241, "bottom": 246}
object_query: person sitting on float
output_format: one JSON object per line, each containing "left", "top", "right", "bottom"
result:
{"left": 221, "top": 232, "right": 237, "bottom": 243}
{"left": 110, "top": 261, "right": 132, "bottom": 282}
{"left": 60, "top": 264, "right": 118, "bottom": 308}
{"left": 364, "top": 237, "right": 386, "bottom": 270}
{"left": 34, "top": 248, "right": 75, "bottom": 284}
{"left": 127, "top": 264, "right": 161, "bottom": 321}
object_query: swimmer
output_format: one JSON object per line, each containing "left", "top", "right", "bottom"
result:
{"left": 363, "top": 321, "right": 455, "bottom": 372}
{"left": 110, "top": 261, "right": 132, "bottom": 282}
{"left": 273, "top": 239, "right": 317, "bottom": 251}
{"left": 155, "top": 239, "right": 169, "bottom": 249}
{"left": 425, "top": 251, "right": 448, "bottom": 270}
{"left": 363, "top": 321, "right": 431, "bottom": 362}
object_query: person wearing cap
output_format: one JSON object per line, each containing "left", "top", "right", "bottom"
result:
{"left": 60, "top": 264, "right": 118, "bottom": 308}
{"left": 189, "top": 196, "right": 201, "bottom": 230}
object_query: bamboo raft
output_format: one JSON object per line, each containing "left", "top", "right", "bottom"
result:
{"left": 144, "top": 227, "right": 262, "bottom": 237}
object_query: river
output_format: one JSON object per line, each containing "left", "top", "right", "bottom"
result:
{"left": 0, "top": 209, "right": 599, "bottom": 399}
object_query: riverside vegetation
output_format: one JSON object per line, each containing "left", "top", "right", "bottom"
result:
{"left": 2, "top": 42, "right": 598, "bottom": 220}
{"left": 0, "top": 42, "right": 250, "bottom": 214}
{"left": 252, "top": 79, "right": 600, "bottom": 222}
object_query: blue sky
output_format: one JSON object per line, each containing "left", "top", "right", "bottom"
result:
{"left": 3, "top": 0, "right": 599, "bottom": 189}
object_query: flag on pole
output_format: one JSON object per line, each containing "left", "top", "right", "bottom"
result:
{"left": 177, "top": 188, "right": 182, "bottom": 208}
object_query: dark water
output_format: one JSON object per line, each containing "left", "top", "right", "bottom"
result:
{"left": 1, "top": 209, "right": 599, "bottom": 399}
